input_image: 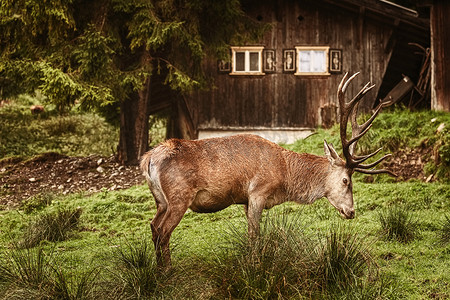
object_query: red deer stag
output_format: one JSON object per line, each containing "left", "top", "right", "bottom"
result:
{"left": 140, "top": 72, "right": 395, "bottom": 267}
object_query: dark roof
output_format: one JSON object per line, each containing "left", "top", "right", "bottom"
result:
{"left": 319, "top": 0, "right": 429, "bottom": 30}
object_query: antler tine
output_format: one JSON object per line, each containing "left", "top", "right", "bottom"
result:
{"left": 354, "top": 167, "right": 397, "bottom": 177}
{"left": 355, "top": 153, "right": 392, "bottom": 169}
{"left": 338, "top": 72, "right": 349, "bottom": 93}
{"left": 352, "top": 147, "right": 383, "bottom": 164}
{"left": 349, "top": 95, "right": 389, "bottom": 155}
{"left": 341, "top": 72, "right": 360, "bottom": 95}
{"left": 348, "top": 81, "right": 375, "bottom": 108}
{"left": 338, "top": 72, "right": 395, "bottom": 176}
{"left": 339, "top": 72, "right": 375, "bottom": 167}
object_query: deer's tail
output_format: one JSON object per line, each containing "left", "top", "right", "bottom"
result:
{"left": 140, "top": 151, "right": 153, "bottom": 181}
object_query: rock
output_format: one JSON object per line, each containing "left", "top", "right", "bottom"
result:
{"left": 97, "top": 158, "right": 104, "bottom": 166}
{"left": 29, "top": 178, "right": 37, "bottom": 182}
{"left": 96, "top": 166, "right": 105, "bottom": 173}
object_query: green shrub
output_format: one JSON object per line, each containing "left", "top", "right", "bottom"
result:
{"left": 50, "top": 265, "right": 100, "bottom": 300}
{"left": 0, "top": 246, "right": 51, "bottom": 290}
{"left": 378, "top": 206, "right": 419, "bottom": 243}
{"left": 210, "top": 214, "right": 309, "bottom": 299}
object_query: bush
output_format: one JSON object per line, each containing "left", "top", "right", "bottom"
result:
{"left": 378, "top": 206, "right": 419, "bottom": 243}
{"left": 212, "top": 214, "right": 311, "bottom": 299}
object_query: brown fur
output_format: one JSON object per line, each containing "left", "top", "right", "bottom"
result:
{"left": 141, "top": 134, "right": 354, "bottom": 267}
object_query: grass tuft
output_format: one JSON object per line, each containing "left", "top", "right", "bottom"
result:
{"left": 0, "top": 245, "right": 99, "bottom": 299}
{"left": 209, "top": 212, "right": 381, "bottom": 299}
{"left": 438, "top": 215, "right": 450, "bottom": 245}
{"left": 314, "top": 223, "right": 376, "bottom": 294}
{"left": 19, "top": 207, "right": 82, "bottom": 249}
{"left": 378, "top": 206, "right": 419, "bottom": 243}
{"left": 108, "top": 235, "right": 160, "bottom": 299}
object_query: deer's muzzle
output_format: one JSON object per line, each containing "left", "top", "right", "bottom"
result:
{"left": 340, "top": 208, "right": 355, "bottom": 219}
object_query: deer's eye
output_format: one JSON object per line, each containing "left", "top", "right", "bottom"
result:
{"left": 343, "top": 178, "right": 348, "bottom": 185}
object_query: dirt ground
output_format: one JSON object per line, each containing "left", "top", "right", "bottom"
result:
{"left": 0, "top": 147, "right": 431, "bottom": 208}
{"left": 0, "top": 152, "right": 144, "bottom": 207}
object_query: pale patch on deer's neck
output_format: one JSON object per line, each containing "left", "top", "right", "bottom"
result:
{"left": 283, "top": 152, "right": 328, "bottom": 204}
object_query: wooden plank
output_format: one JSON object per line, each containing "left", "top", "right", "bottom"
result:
{"left": 188, "top": 0, "right": 396, "bottom": 131}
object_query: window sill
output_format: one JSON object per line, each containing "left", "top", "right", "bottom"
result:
{"left": 229, "top": 72, "right": 265, "bottom": 76}
{"left": 294, "top": 72, "right": 331, "bottom": 76}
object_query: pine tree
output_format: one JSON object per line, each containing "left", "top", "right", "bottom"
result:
{"left": 0, "top": 0, "right": 263, "bottom": 164}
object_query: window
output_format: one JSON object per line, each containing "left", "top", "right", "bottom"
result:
{"left": 295, "top": 46, "right": 330, "bottom": 75}
{"left": 230, "top": 46, "right": 264, "bottom": 75}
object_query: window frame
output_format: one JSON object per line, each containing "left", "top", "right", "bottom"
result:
{"left": 230, "top": 46, "right": 265, "bottom": 75}
{"left": 295, "top": 46, "right": 330, "bottom": 76}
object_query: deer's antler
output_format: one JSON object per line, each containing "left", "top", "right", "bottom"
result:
{"left": 338, "top": 72, "right": 396, "bottom": 176}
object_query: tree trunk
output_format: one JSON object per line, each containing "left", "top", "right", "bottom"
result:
{"left": 117, "top": 78, "right": 151, "bottom": 165}
{"left": 430, "top": 0, "right": 450, "bottom": 111}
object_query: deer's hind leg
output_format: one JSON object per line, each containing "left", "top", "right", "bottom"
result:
{"left": 150, "top": 186, "right": 168, "bottom": 267}
{"left": 150, "top": 185, "right": 191, "bottom": 268}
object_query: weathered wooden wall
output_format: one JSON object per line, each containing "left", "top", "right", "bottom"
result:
{"left": 186, "top": 0, "right": 395, "bottom": 135}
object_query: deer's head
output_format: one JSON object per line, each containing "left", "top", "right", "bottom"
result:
{"left": 323, "top": 72, "right": 396, "bottom": 219}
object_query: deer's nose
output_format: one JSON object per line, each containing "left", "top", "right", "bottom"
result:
{"left": 340, "top": 207, "right": 355, "bottom": 219}
{"left": 346, "top": 209, "right": 355, "bottom": 219}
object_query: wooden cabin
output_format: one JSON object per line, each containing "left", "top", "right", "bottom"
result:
{"left": 153, "top": 0, "right": 431, "bottom": 143}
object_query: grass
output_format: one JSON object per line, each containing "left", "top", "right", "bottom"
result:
{"left": 209, "top": 215, "right": 381, "bottom": 299}
{"left": 0, "top": 97, "right": 449, "bottom": 298}
{"left": 107, "top": 234, "right": 160, "bottom": 299}
{"left": 0, "top": 181, "right": 448, "bottom": 299}
{"left": 0, "top": 95, "right": 118, "bottom": 158}
{"left": 0, "top": 245, "right": 100, "bottom": 299}
{"left": 438, "top": 215, "right": 450, "bottom": 245}
{"left": 378, "top": 205, "right": 419, "bottom": 243}
{"left": 18, "top": 207, "right": 83, "bottom": 249}
{"left": 284, "top": 108, "right": 450, "bottom": 182}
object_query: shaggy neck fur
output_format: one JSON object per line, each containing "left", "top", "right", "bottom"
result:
{"left": 283, "top": 151, "right": 329, "bottom": 204}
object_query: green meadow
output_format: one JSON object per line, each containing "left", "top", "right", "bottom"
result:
{"left": 0, "top": 98, "right": 449, "bottom": 299}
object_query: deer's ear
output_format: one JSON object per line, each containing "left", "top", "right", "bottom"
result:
{"left": 324, "top": 140, "right": 340, "bottom": 165}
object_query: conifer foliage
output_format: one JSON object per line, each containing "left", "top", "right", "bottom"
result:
{"left": 0, "top": 0, "right": 262, "bottom": 164}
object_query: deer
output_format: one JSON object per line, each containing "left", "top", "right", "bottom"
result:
{"left": 140, "top": 72, "right": 396, "bottom": 267}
